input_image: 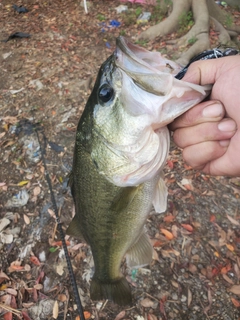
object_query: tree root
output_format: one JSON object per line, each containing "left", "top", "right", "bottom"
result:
{"left": 137, "top": 0, "right": 240, "bottom": 64}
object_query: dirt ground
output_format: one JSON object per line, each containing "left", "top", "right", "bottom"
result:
{"left": 0, "top": 1, "right": 240, "bottom": 319}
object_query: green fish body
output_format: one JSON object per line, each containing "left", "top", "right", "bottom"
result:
{"left": 67, "top": 37, "right": 211, "bottom": 305}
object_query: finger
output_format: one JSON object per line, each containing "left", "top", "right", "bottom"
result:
{"left": 172, "top": 118, "right": 237, "bottom": 149}
{"left": 182, "top": 57, "right": 228, "bottom": 85}
{"left": 169, "top": 101, "right": 224, "bottom": 131}
{"left": 182, "top": 140, "right": 229, "bottom": 170}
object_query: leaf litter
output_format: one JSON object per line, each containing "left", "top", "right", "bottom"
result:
{"left": 0, "top": 0, "right": 240, "bottom": 319}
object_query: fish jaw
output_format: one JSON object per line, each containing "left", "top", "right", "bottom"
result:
{"left": 91, "top": 37, "right": 211, "bottom": 188}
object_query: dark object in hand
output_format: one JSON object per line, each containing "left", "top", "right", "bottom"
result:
{"left": 1, "top": 32, "right": 31, "bottom": 42}
{"left": 12, "top": 4, "right": 29, "bottom": 13}
{"left": 175, "top": 48, "right": 239, "bottom": 80}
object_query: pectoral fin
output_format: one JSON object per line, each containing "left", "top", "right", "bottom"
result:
{"left": 152, "top": 173, "right": 168, "bottom": 213}
{"left": 110, "top": 185, "right": 141, "bottom": 212}
{"left": 126, "top": 232, "right": 153, "bottom": 268}
{"left": 66, "top": 214, "right": 85, "bottom": 241}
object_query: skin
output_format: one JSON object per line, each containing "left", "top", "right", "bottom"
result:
{"left": 169, "top": 55, "right": 240, "bottom": 176}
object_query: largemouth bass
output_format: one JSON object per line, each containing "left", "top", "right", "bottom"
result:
{"left": 67, "top": 37, "right": 211, "bottom": 305}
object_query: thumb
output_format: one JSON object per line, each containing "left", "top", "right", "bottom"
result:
{"left": 182, "top": 58, "right": 225, "bottom": 85}
{"left": 169, "top": 100, "right": 225, "bottom": 131}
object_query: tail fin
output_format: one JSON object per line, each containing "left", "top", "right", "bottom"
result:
{"left": 90, "top": 277, "right": 132, "bottom": 306}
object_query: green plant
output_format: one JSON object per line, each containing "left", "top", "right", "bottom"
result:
{"left": 188, "top": 36, "right": 197, "bottom": 45}
{"left": 135, "top": 39, "right": 148, "bottom": 47}
{"left": 97, "top": 14, "right": 105, "bottom": 21}
{"left": 178, "top": 11, "right": 194, "bottom": 33}
{"left": 120, "top": 29, "right": 126, "bottom": 36}
{"left": 225, "top": 14, "right": 233, "bottom": 28}
{"left": 121, "top": 11, "right": 137, "bottom": 26}
{"left": 135, "top": 7, "right": 142, "bottom": 16}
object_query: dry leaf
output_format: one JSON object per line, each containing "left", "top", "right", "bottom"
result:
{"left": 0, "top": 218, "right": 10, "bottom": 232}
{"left": 0, "top": 271, "right": 10, "bottom": 283}
{"left": 221, "top": 263, "right": 231, "bottom": 274}
{"left": 171, "top": 225, "right": 178, "bottom": 238}
{"left": 3, "top": 312, "right": 12, "bottom": 320}
{"left": 160, "top": 228, "right": 174, "bottom": 240}
{"left": 188, "top": 263, "right": 197, "bottom": 274}
{"left": 229, "top": 285, "right": 240, "bottom": 295}
{"left": 23, "top": 214, "right": 30, "bottom": 225}
{"left": 222, "top": 274, "right": 234, "bottom": 284}
{"left": 30, "top": 256, "right": 41, "bottom": 266}
{"left": 56, "top": 264, "right": 64, "bottom": 276}
{"left": 4, "top": 288, "right": 17, "bottom": 296}
{"left": 226, "top": 243, "right": 234, "bottom": 252}
{"left": 226, "top": 214, "right": 240, "bottom": 226}
{"left": 140, "top": 298, "right": 155, "bottom": 308}
{"left": 33, "top": 186, "right": 41, "bottom": 196}
{"left": 181, "top": 178, "right": 194, "bottom": 191}
{"left": 52, "top": 301, "right": 59, "bottom": 319}
{"left": 147, "top": 314, "right": 158, "bottom": 320}
{"left": 152, "top": 249, "right": 160, "bottom": 262}
{"left": 17, "top": 180, "right": 29, "bottom": 187}
{"left": 181, "top": 224, "right": 193, "bottom": 232}
{"left": 188, "top": 288, "right": 192, "bottom": 307}
{"left": 0, "top": 132, "right": 6, "bottom": 139}
{"left": 231, "top": 297, "right": 240, "bottom": 307}
{"left": 34, "top": 284, "right": 43, "bottom": 290}
{"left": 234, "top": 263, "right": 240, "bottom": 280}
{"left": 114, "top": 310, "right": 126, "bottom": 320}
{"left": 83, "top": 311, "right": 91, "bottom": 319}
{"left": 48, "top": 209, "right": 56, "bottom": 218}
{"left": 57, "top": 294, "right": 67, "bottom": 302}
{"left": 163, "top": 214, "right": 175, "bottom": 223}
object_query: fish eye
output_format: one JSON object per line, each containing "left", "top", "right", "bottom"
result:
{"left": 98, "top": 84, "right": 114, "bottom": 103}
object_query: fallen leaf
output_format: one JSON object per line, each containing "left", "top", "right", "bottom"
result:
{"left": 181, "top": 178, "right": 194, "bottom": 191}
{"left": 226, "top": 243, "right": 234, "bottom": 252}
{"left": 140, "top": 298, "right": 155, "bottom": 308}
{"left": 210, "top": 215, "right": 216, "bottom": 222}
{"left": 3, "top": 312, "right": 12, "bottom": 320}
{"left": 0, "top": 132, "right": 6, "bottom": 139}
{"left": 21, "top": 310, "right": 32, "bottom": 320}
{"left": 160, "top": 228, "right": 174, "bottom": 240}
{"left": 84, "top": 311, "right": 91, "bottom": 319}
{"left": 221, "top": 263, "right": 231, "bottom": 274}
{"left": 23, "top": 214, "right": 30, "bottom": 225}
{"left": 226, "top": 214, "right": 240, "bottom": 226}
{"left": 188, "top": 288, "right": 192, "bottom": 307}
{"left": 181, "top": 224, "right": 193, "bottom": 232}
{"left": 51, "top": 240, "right": 70, "bottom": 247}
{"left": 0, "top": 218, "right": 10, "bottom": 232}
{"left": 163, "top": 214, "right": 175, "bottom": 223}
{"left": 57, "top": 294, "right": 67, "bottom": 302}
{"left": 147, "top": 314, "right": 158, "bottom": 320}
{"left": 4, "top": 288, "right": 17, "bottom": 296}
{"left": 222, "top": 274, "right": 234, "bottom": 284}
{"left": 231, "top": 297, "right": 240, "bottom": 307}
{"left": 52, "top": 301, "right": 59, "bottom": 319}
{"left": 114, "top": 311, "right": 126, "bottom": 320}
{"left": 33, "top": 186, "right": 41, "bottom": 196}
{"left": 229, "top": 285, "right": 240, "bottom": 295}
{"left": 30, "top": 256, "right": 41, "bottom": 266}
{"left": 34, "top": 284, "right": 43, "bottom": 290}
{"left": 17, "top": 180, "right": 29, "bottom": 186}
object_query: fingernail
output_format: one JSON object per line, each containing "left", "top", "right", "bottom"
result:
{"left": 219, "top": 140, "right": 230, "bottom": 147}
{"left": 218, "top": 119, "right": 237, "bottom": 132}
{"left": 202, "top": 103, "right": 223, "bottom": 118}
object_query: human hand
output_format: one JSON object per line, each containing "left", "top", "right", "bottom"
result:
{"left": 169, "top": 55, "right": 240, "bottom": 176}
